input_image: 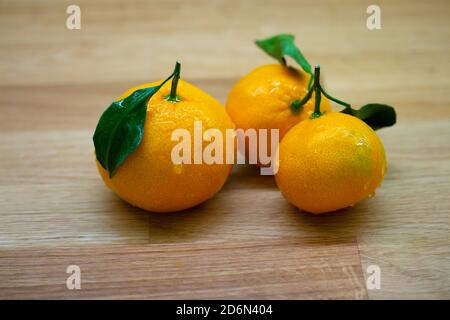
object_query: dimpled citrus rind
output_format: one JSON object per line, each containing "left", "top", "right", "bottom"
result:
{"left": 275, "top": 112, "right": 386, "bottom": 214}
{"left": 226, "top": 64, "right": 331, "bottom": 164}
{"left": 96, "top": 79, "right": 235, "bottom": 212}
{"left": 226, "top": 64, "right": 331, "bottom": 138}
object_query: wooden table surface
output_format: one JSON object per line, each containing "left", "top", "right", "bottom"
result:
{"left": 0, "top": 0, "right": 449, "bottom": 299}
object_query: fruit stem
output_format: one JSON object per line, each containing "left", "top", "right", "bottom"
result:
{"left": 166, "top": 61, "right": 181, "bottom": 103}
{"left": 291, "top": 64, "right": 353, "bottom": 117}
{"left": 319, "top": 85, "right": 352, "bottom": 109}
{"left": 307, "top": 74, "right": 314, "bottom": 90}
{"left": 310, "top": 64, "right": 322, "bottom": 119}
{"left": 290, "top": 87, "right": 313, "bottom": 113}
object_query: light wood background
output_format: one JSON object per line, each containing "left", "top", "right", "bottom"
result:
{"left": 0, "top": 0, "right": 449, "bottom": 299}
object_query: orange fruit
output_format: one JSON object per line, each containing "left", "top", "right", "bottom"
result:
{"left": 96, "top": 79, "right": 235, "bottom": 212}
{"left": 275, "top": 112, "right": 386, "bottom": 214}
{"left": 226, "top": 64, "right": 331, "bottom": 163}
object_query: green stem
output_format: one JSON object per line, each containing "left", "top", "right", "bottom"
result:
{"left": 290, "top": 73, "right": 315, "bottom": 113}
{"left": 291, "top": 86, "right": 313, "bottom": 113}
{"left": 319, "top": 85, "right": 352, "bottom": 109}
{"left": 290, "top": 64, "right": 353, "bottom": 117}
{"left": 310, "top": 65, "right": 322, "bottom": 119}
{"left": 307, "top": 74, "right": 314, "bottom": 89}
{"left": 166, "top": 61, "right": 181, "bottom": 102}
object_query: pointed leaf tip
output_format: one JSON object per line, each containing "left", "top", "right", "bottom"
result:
{"left": 341, "top": 103, "right": 396, "bottom": 130}
{"left": 255, "top": 33, "right": 312, "bottom": 76}
{"left": 93, "top": 85, "right": 160, "bottom": 177}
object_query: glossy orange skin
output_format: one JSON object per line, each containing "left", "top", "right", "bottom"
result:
{"left": 275, "top": 112, "right": 387, "bottom": 214}
{"left": 96, "top": 79, "right": 235, "bottom": 212}
{"left": 226, "top": 64, "right": 331, "bottom": 163}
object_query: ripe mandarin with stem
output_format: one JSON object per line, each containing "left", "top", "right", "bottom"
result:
{"left": 94, "top": 62, "right": 235, "bottom": 212}
{"left": 275, "top": 65, "right": 389, "bottom": 214}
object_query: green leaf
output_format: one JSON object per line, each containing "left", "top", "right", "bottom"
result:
{"left": 255, "top": 34, "right": 312, "bottom": 76}
{"left": 93, "top": 85, "right": 162, "bottom": 178}
{"left": 341, "top": 103, "right": 396, "bottom": 130}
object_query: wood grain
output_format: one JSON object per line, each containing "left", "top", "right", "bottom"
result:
{"left": 0, "top": 239, "right": 367, "bottom": 299}
{"left": 0, "top": 0, "right": 449, "bottom": 299}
